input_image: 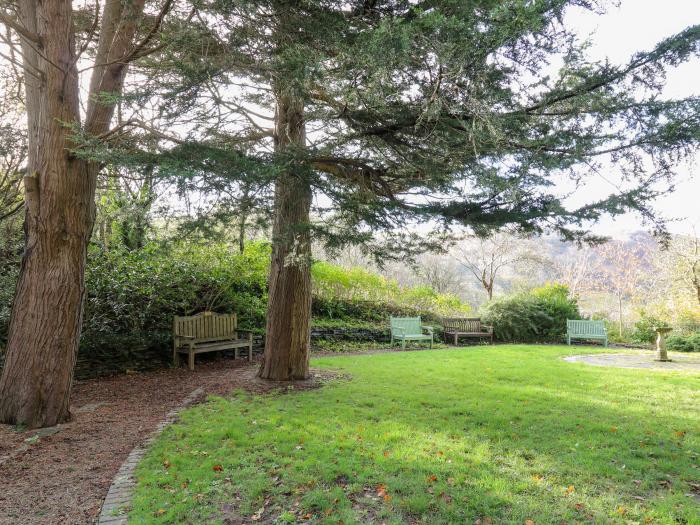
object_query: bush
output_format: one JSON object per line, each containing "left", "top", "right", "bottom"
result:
{"left": 666, "top": 333, "right": 700, "bottom": 352}
{"left": 311, "top": 261, "right": 471, "bottom": 317}
{"left": 632, "top": 311, "right": 670, "bottom": 344}
{"left": 482, "top": 284, "right": 580, "bottom": 343}
{"left": 1, "top": 239, "right": 469, "bottom": 375}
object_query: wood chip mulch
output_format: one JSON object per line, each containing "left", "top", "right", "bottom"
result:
{"left": 0, "top": 358, "right": 332, "bottom": 525}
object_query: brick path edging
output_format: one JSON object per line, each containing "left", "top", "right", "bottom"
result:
{"left": 96, "top": 387, "right": 205, "bottom": 524}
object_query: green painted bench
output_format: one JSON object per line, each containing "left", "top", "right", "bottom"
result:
{"left": 390, "top": 317, "right": 434, "bottom": 349}
{"left": 173, "top": 311, "right": 253, "bottom": 370}
{"left": 567, "top": 319, "right": 608, "bottom": 347}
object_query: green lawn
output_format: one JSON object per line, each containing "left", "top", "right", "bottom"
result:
{"left": 129, "top": 346, "right": 700, "bottom": 524}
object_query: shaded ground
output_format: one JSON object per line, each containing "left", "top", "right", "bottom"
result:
{"left": 0, "top": 358, "right": 327, "bottom": 525}
{"left": 564, "top": 351, "right": 700, "bottom": 370}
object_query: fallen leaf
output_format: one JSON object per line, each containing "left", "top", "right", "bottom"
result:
{"left": 163, "top": 460, "right": 171, "bottom": 469}
{"left": 610, "top": 426, "right": 618, "bottom": 433}
{"left": 675, "top": 430, "right": 686, "bottom": 439}
{"left": 212, "top": 465, "right": 223, "bottom": 472}
{"left": 574, "top": 503, "right": 584, "bottom": 511}
{"left": 565, "top": 485, "right": 575, "bottom": 495}
{"left": 155, "top": 508, "right": 166, "bottom": 517}
{"left": 427, "top": 474, "right": 438, "bottom": 483}
{"left": 615, "top": 506, "right": 627, "bottom": 516}
{"left": 383, "top": 494, "right": 392, "bottom": 502}
{"left": 531, "top": 474, "right": 544, "bottom": 483}
{"left": 383, "top": 450, "right": 390, "bottom": 457}
{"left": 302, "top": 512, "right": 312, "bottom": 520}
{"left": 251, "top": 507, "right": 265, "bottom": 521}
{"left": 525, "top": 520, "right": 535, "bottom": 525}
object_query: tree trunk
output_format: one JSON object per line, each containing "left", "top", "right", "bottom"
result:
{"left": 258, "top": 93, "right": 312, "bottom": 380}
{"left": 0, "top": 0, "right": 93, "bottom": 427}
{"left": 618, "top": 293, "right": 623, "bottom": 338}
{"left": 0, "top": 0, "right": 145, "bottom": 427}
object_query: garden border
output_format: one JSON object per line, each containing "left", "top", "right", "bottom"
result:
{"left": 97, "top": 387, "right": 205, "bottom": 524}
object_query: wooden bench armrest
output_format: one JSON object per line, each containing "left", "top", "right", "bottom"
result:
{"left": 421, "top": 325, "right": 434, "bottom": 333}
{"left": 175, "top": 334, "right": 196, "bottom": 339}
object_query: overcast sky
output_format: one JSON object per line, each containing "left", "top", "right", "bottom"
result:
{"left": 564, "top": 0, "right": 699, "bottom": 237}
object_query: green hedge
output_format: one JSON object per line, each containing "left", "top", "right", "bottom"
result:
{"left": 666, "top": 333, "right": 700, "bottom": 352}
{"left": 482, "top": 284, "right": 581, "bottom": 343}
{"left": 2, "top": 241, "right": 469, "bottom": 364}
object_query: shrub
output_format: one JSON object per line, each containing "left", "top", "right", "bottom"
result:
{"left": 666, "top": 333, "right": 700, "bottom": 352}
{"left": 311, "top": 261, "right": 470, "bottom": 317}
{"left": 482, "top": 284, "right": 580, "bottom": 343}
{"left": 632, "top": 311, "right": 669, "bottom": 344}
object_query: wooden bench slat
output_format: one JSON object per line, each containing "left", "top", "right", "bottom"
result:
{"left": 442, "top": 317, "right": 493, "bottom": 345}
{"left": 173, "top": 312, "right": 253, "bottom": 370}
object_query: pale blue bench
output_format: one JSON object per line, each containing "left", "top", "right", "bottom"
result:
{"left": 390, "top": 317, "right": 434, "bottom": 349}
{"left": 567, "top": 319, "right": 608, "bottom": 347}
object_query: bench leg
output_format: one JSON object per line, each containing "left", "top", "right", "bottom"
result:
{"left": 454, "top": 333, "right": 458, "bottom": 346}
{"left": 430, "top": 335, "right": 433, "bottom": 349}
{"left": 401, "top": 338, "right": 406, "bottom": 350}
{"left": 188, "top": 348, "right": 195, "bottom": 371}
{"left": 249, "top": 333, "right": 253, "bottom": 362}
{"left": 173, "top": 344, "right": 180, "bottom": 367}
{"left": 235, "top": 348, "right": 239, "bottom": 359}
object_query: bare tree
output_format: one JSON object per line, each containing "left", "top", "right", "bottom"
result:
{"left": 591, "top": 239, "right": 654, "bottom": 336}
{"left": 413, "top": 254, "right": 465, "bottom": 295}
{"left": 553, "top": 247, "right": 595, "bottom": 297}
{"left": 456, "top": 234, "right": 545, "bottom": 300}
{"left": 669, "top": 230, "right": 700, "bottom": 307}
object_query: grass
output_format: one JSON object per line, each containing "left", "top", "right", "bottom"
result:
{"left": 129, "top": 346, "right": 700, "bottom": 524}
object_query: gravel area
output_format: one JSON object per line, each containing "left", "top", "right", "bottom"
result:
{"left": 564, "top": 351, "right": 700, "bottom": 370}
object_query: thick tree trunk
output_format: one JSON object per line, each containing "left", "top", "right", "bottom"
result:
{"left": 0, "top": 0, "right": 145, "bottom": 427}
{"left": 258, "top": 93, "right": 312, "bottom": 380}
{"left": 0, "top": 0, "right": 92, "bottom": 428}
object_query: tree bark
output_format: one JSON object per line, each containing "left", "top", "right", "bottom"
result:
{"left": 258, "top": 93, "right": 312, "bottom": 380}
{"left": 0, "top": 0, "right": 145, "bottom": 428}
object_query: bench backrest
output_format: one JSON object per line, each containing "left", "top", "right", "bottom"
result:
{"left": 174, "top": 312, "right": 237, "bottom": 340}
{"left": 390, "top": 316, "right": 422, "bottom": 336}
{"left": 567, "top": 319, "right": 606, "bottom": 336}
{"left": 443, "top": 317, "right": 482, "bottom": 332}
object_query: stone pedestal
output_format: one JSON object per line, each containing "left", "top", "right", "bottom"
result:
{"left": 654, "top": 327, "right": 672, "bottom": 362}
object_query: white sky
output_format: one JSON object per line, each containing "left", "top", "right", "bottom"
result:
{"left": 564, "top": 0, "right": 700, "bottom": 237}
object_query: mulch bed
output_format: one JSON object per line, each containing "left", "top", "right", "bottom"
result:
{"left": 0, "top": 358, "right": 330, "bottom": 525}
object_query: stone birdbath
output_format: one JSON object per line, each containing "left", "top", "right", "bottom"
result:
{"left": 654, "top": 326, "right": 673, "bottom": 362}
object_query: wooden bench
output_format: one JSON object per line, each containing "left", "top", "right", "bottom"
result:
{"left": 442, "top": 317, "right": 493, "bottom": 345}
{"left": 566, "top": 319, "right": 608, "bottom": 347}
{"left": 173, "top": 312, "right": 253, "bottom": 370}
{"left": 390, "top": 317, "right": 434, "bottom": 349}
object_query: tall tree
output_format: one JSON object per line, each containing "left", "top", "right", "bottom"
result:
{"left": 102, "top": 1, "right": 699, "bottom": 380}
{"left": 0, "top": 0, "right": 175, "bottom": 427}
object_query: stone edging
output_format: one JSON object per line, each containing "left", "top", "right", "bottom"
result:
{"left": 97, "top": 387, "right": 205, "bottom": 524}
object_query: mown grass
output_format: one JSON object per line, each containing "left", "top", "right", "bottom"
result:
{"left": 129, "top": 346, "right": 700, "bottom": 524}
